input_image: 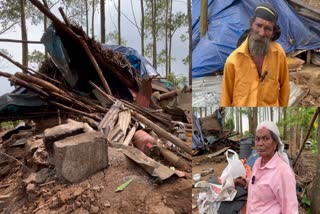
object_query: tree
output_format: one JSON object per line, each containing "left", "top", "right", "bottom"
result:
{"left": 168, "top": 12, "right": 187, "bottom": 74}
{"left": 118, "top": 0, "right": 121, "bottom": 45}
{"left": 187, "top": 0, "right": 192, "bottom": 85}
{"left": 91, "top": 0, "right": 95, "bottom": 39}
{"left": 240, "top": 107, "right": 243, "bottom": 136}
{"left": 20, "top": 0, "right": 28, "bottom": 69}
{"left": 151, "top": 0, "right": 157, "bottom": 69}
{"left": 100, "top": 0, "right": 105, "bottom": 43}
{"left": 311, "top": 111, "right": 320, "bottom": 213}
{"left": 0, "top": 0, "right": 20, "bottom": 35}
{"left": 140, "top": 0, "right": 144, "bottom": 56}
{"left": 29, "top": 50, "right": 45, "bottom": 69}
{"left": 106, "top": 31, "right": 127, "bottom": 46}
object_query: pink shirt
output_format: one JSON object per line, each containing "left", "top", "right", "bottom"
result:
{"left": 246, "top": 153, "right": 298, "bottom": 214}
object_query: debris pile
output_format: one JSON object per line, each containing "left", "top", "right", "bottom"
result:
{"left": 192, "top": 109, "right": 240, "bottom": 156}
{"left": 0, "top": 0, "right": 192, "bottom": 213}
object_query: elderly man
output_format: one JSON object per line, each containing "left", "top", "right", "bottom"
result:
{"left": 220, "top": 3, "right": 289, "bottom": 107}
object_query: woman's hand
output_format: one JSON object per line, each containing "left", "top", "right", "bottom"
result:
{"left": 234, "top": 176, "right": 247, "bottom": 187}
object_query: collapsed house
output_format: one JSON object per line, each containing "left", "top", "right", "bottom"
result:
{"left": 192, "top": 0, "right": 320, "bottom": 106}
{"left": 0, "top": 0, "right": 192, "bottom": 213}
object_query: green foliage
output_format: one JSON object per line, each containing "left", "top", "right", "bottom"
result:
{"left": 301, "top": 192, "right": 311, "bottom": 214}
{"left": 0, "top": 0, "right": 20, "bottom": 34}
{"left": 277, "top": 108, "right": 317, "bottom": 139}
{"left": 224, "top": 117, "right": 234, "bottom": 131}
{"left": 166, "top": 72, "right": 186, "bottom": 87}
{"left": 182, "top": 55, "right": 189, "bottom": 65}
{"left": 242, "top": 130, "right": 250, "bottom": 138}
{"left": 29, "top": 50, "right": 45, "bottom": 69}
{"left": 0, "top": 120, "right": 22, "bottom": 130}
{"left": 310, "top": 139, "right": 318, "bottom": 154}
{"left": 0, "top": 0, "right": 49, "bottom": 35}
{"left": 106, "top": 31, "right": 127, "bottom": 46}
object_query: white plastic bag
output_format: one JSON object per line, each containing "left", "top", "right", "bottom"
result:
{"left": 220, "top": 149, "right": 246, "bottom": 184}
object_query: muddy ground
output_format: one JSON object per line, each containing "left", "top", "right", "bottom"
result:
{"left": 0, "top": 141, "right": 192, "bottom": 214}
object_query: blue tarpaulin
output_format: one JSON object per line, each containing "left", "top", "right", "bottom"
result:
{"left": 101, "top": 45, "right": 159, "bottom": 78}
{"left": 192, "top": 0, "right": 320, "bottom": 77}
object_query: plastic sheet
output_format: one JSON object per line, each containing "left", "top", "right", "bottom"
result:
{"left": 102, "top": 44, "right": 158, "bottom": 78}
{"left": 192, "top": 0, "right": 320, "bottom": 77}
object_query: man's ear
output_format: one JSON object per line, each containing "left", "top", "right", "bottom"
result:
{"left": 272, "top": 24, "right": 281, "bottom": 41}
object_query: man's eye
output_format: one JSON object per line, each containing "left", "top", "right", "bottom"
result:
{"left": 265, "top": 27, "right": 272, "bottom": 32}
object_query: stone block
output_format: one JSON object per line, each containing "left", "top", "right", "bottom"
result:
{"left": 53, "top": 132, "right": 108, "bottom": 183}
{"left": 43, "top": 122, "right": 85, "bottom": 154}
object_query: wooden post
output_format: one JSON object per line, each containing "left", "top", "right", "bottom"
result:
{"left": 132, "top": 111, "right": 192, "bottom": 155}
{"left": 200, "top": 0, "right": 208, "bottom": 38}
{"left": 307, "top": 50, "right": 311, "bottom": 64}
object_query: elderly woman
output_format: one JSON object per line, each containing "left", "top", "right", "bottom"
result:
{"left": 236, "top": 121, "right": 298, "bottom": 214}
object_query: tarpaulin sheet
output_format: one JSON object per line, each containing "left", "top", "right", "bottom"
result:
{"left": 192, "top": 0, "right": 320, "bottom": 77}
{"left": 0, "top": 87, "right": 47, "bottom": 113}
{"left": 102, "top": 45, "right": 159, "bottom": 78}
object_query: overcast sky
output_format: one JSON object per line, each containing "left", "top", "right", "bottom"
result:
{"left": 0, "top": 0, "right": 189, "bottom": 95}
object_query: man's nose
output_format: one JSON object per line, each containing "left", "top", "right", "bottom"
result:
{"left": 258, "top": 28, "right": 266, "bottom": 37}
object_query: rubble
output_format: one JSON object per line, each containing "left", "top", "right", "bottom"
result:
{"left": 0, "top": 0, "right": 192, "bottom": 212}
{"left": 54, "top": 132, "right": 108, "bottom": 183}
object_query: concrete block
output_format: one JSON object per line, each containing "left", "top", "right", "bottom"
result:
{"left": 43, "top": 122, "right": 85, "bottom": 154}
{"left": 53, "top": 132, "right": 108, "bottom": 183}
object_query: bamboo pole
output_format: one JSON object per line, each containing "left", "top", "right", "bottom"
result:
{"left": 0, "top": 39, "right": 42, "bottom": 44}
{"left": 293, "top": 107, "right": 320, "bottom": 167}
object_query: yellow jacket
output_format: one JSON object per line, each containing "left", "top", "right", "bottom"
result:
{"left": 220, "top": 37, "right": 289, "bottom": 107}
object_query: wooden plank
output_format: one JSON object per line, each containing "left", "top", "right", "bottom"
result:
{"left": 207, "top": 147, "right": 230, "bottom": 158}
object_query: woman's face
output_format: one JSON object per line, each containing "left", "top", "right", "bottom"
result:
{"left": 255, "top": 127, "right": 277, "bottom": 159}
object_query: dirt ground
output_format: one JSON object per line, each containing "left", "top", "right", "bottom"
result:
{"left": 0, "top": 146, "right": 192, "bottom": 214}
{"left": 301, "top": 0, "right": 320, "bottom": 8}
{"left": 290, "top": 64, "right": 320, "bottom": 106}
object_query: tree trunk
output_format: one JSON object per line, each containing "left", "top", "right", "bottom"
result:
{"left": 230, "top": 107, "right": 234, "bottom": 131}
{"left": 44, "top": 14, "right": 48, "bottom": 58}
{"left": 168, "top": 0, "right": 173, "bottom": 74}
{"left": 253, "top": 107, "right": 258, "bottom": 133}
{"left": 283, "top": 108, "right": 287, "bottom": 140}
{"left": 188, "top": 0, "right": 192, "bottom": 85}
{"left": 200, "top": 0, "right": 208, "bottom": 38}
{"left": 100, "top": 0, "right": 105, "bottom": 43}
{"left": 20, "top": 0, "right": 28, "bottom": 69}
{"left": 85, "top": 0, "right": 89, "bottom": 35}
{"left": 151, "top": 0, "right": 157, "bottom": 69}
{"left": 165, "top": 0, "right": 169, "bottom": 77}
{"left": 240, "top": 107, "right": 243, "bottom": 136}
{"left": 140, "top": 0, "right": 144, "bottom": 56}
{"left": 311, "top": 112, "right": 320, "bottom": 214}
{"left": 118, "top": 0, "right": 121, "bottom": 45}
{"left": 289, "top": 126, "right": 298, "bottom": 159}
{"left": 235, "top": 108, "right": 239, "bottom": 132}
{"left": 91, "top": 0, "right": 95, "bottom": 39}
{"left": 200, "top": 107, "right": 203, "bottom": 118}
{"left": 270, "top": 107, "right": 273, "bottom": 121}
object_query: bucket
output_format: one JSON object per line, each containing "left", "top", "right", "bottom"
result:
{"left": 239, "top": 135, "right": 254, "bottom": 159}
{"left": 132, "top": 130, "right": 160, "bottom": 157}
